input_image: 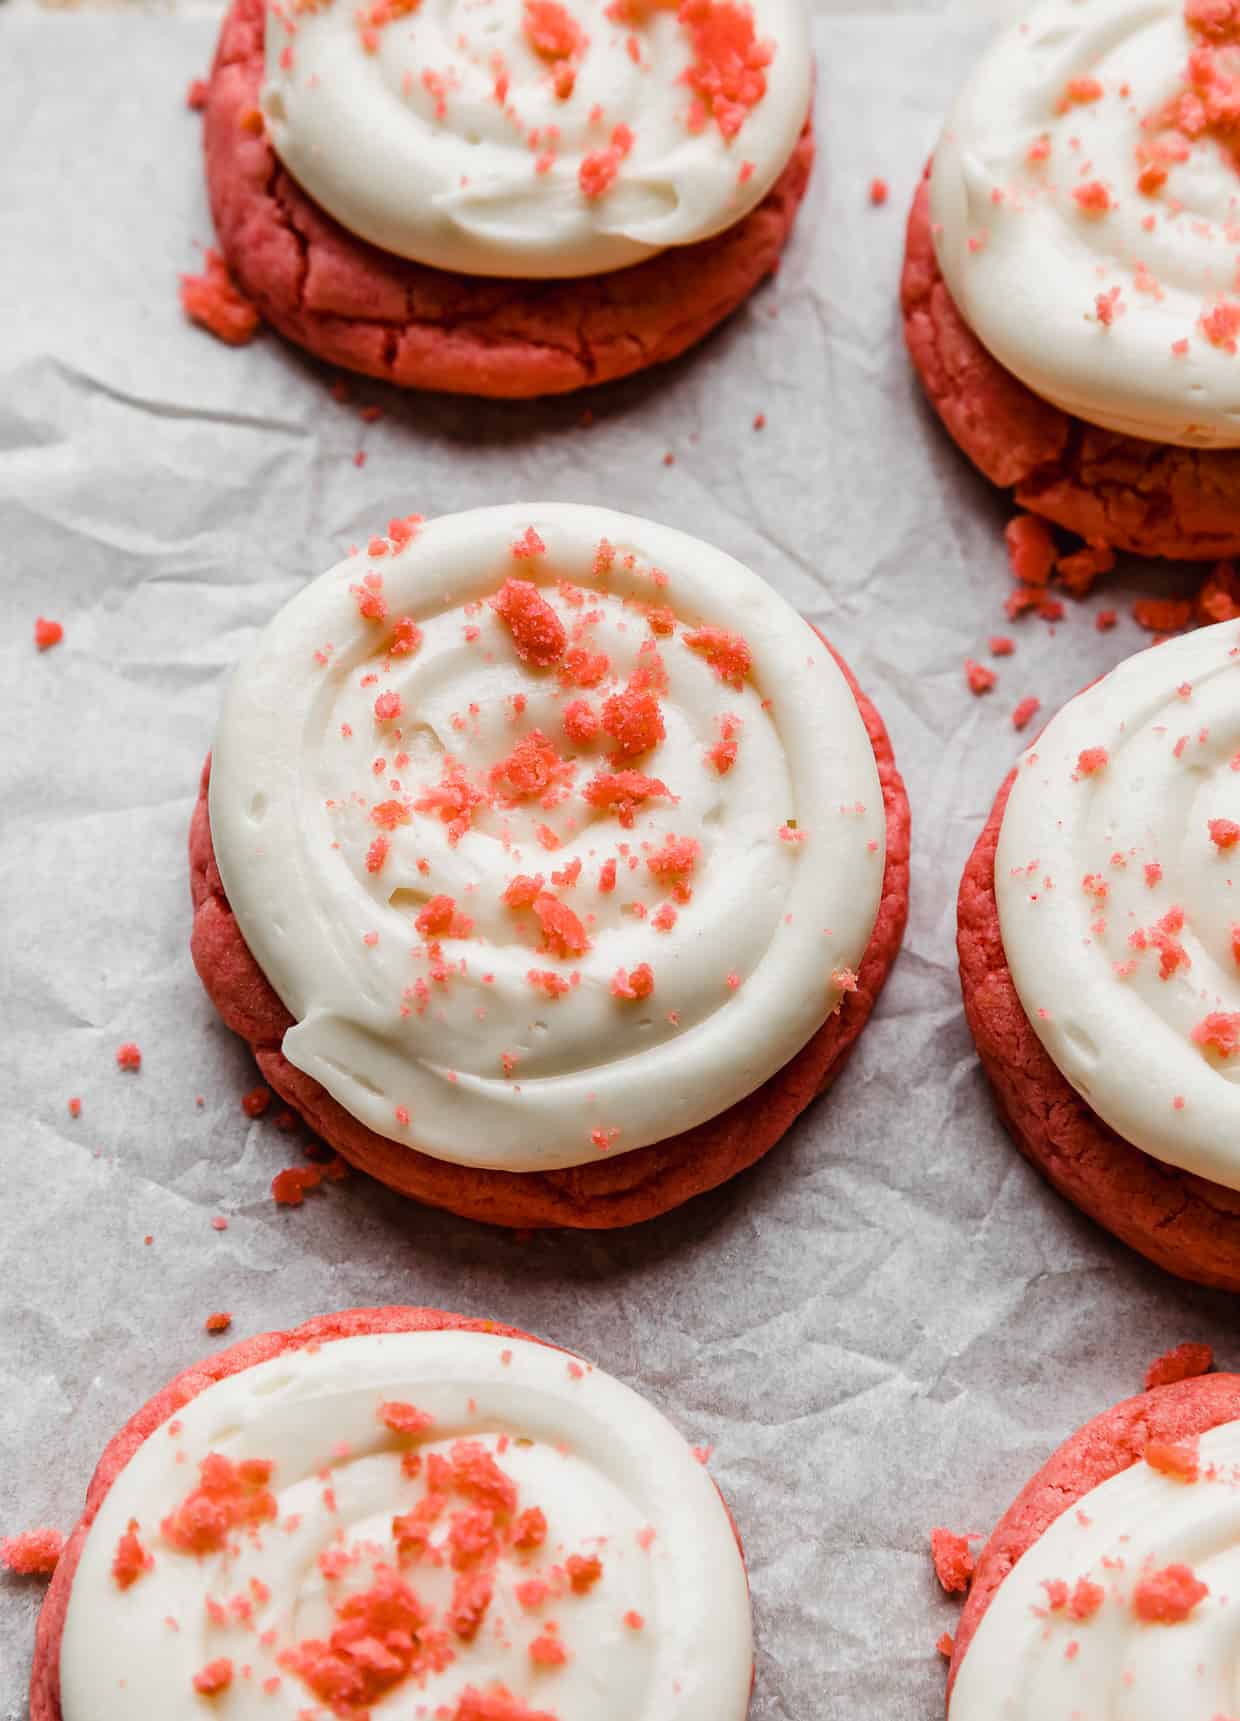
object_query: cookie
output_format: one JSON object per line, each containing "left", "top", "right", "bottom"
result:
{"left": 199, "top": 0, "right": 814, "bottom": 398}
{"left": 903, "top": 0, "right": 1240, "bottom": 561}
{"left": 958, "top": 622, "right": 1240, "bottom": 1290}
{"left": 30, "top": 1306, "right": 752, "bottom": 1720}
{"left": 191, "top": 504, "right": 909, "bottom": 1229}
{"left": 947, "top": 1372, "right": 1240, "bottom": 1717}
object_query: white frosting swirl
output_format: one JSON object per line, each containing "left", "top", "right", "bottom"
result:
{"left": 950, "top": 1412, "right": 1240, "bottom": 1721}
{"left": 59, "top": 1327, "right": 752, "bottom": 1720}
{"left": 931, "top": 0, "right": 1240, "bottom": 447}
{"left": 209, "top": 504, "right": 884, "bottom": 1173}
{"left": 996, "top": 620, "right": 1240, "bottom": 1190}
{"left": 260, "top": 0, "right": 810, "bottom": 279}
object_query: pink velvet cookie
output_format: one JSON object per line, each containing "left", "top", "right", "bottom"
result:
{"left": 945, "top": 1370, "right": 1240, "bottom": 1717}
{"left": 903, "top": 0, "right": 1240, "bottom": 562}
{"left": 29, "top": 1306, "right": 753, "bottom": 1720}
{"left": 958, "top": 621, "right": 1240, "bottom": 1290}
{"left": 196, "top": 0, "right": 814, "bottom": 398}
{"left": 190, "top": 505, "right": 909, "bottom": 1229}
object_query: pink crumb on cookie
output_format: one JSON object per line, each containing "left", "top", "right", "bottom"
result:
{"left": 682, "top": 626, "right": 752, "bottom": 687}
{"left": 680, "top": 0, "right": 772, "bottom": 140}
{"left": 192, "top": 1658, "right": 234, "bottom": 1697}
{"left": 562, "top": 698, "right": 599, "bottom": 743}
{"left": 34, "top": 617, "right": 63, "bottom": 651}
{"left": 453, "top": 1690, "right": 558, "bottom": 1720}
{"left": 579, "top": 125, "right": 634, "bottom": 199}
{"left": 1131, "top": 1563, "right": 1208, "bottom": 1622}
{"left": 600, "top": 685, "right": 665, "bottom": 759}
{"left": 1145, "top": 1344, "right": 1214, "bottom": 1390}
{"left": 111, "top": 1520, "right": 154, "bottom": 1589}
{"left": 582, "top": 769, "right": 672, "bottom": 826}
{"left": 492, "top": 579, "right": 566, "bottom": 667}
{"left": 179, "top": 249, "right": 260, "bottom": 346}
{"left": 1209, "top": 818, "right": 1240, "bottom": 850}
{"left": 611, "top": 963, "right": 655, "bottom": 1000}
{"left": 930, "top": 1528, "right": 975, "bottom": 1594}
{"left": 1192, "top": 1011, "right": 1240, "bottom": 1055}
{"left": 1143, "top": 1437, "right": 1200, "bottom": 1482}
{"left": 1072, "top": 180, "right": 1112, "bottom": 216}
{"left": 0, "top": 1528, "right": 64, "bottom": 1576}
{"left": 1074, "top": 747, "right": 1108, "bottom": 778}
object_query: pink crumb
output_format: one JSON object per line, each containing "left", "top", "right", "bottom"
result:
{"left": 179, "top": 250, "right": 260, "bottom": 346}
{"left": 1, "top": 1528, "right": 64, "bottom": 1576}
{"left": 34, "top": 617, "right": 63, "bottom": 652}
{"left": 1004, "top": 515, "right": 1057, "bottom": 587}
{"left": 1145, "top": 1343, "right": 1213, "bottom": 1390}
{"left": 930, "top": 1528, "right": 975, "bottom": 1594}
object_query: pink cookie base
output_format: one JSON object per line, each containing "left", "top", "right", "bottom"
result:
{"left": 902, "top": 170, "right": 1240, "bottom": 561}
{"left": 203, "top": 0, "right": 814, "bottom": 399}
{"left": 958, "top": 768, "right": 1240, "bottom": 1290}
{"left": 189, "top": 643, "right": 909, "bottom": 1230}
{"left": 948, "top": 1373, "right": 1240, "bottom": 1702}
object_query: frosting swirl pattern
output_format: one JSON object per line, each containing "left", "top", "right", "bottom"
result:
{"left": 59, "top": 1328, "right": 753, "bottom": 1719}
{"left": 950, "top": 1413, "right": 1240, "bottom": 1720}
{"left": 996, "top": 620, "right": 1240, "bottom": 1190}
{"left": 931, "top": 0, "right": 1240, "bottom": 447}
{"left": 210, "top": 505, "right": 884, "bottom": 1173}
{"left": 260, "top": 0, "right": 811, "bottom": 278}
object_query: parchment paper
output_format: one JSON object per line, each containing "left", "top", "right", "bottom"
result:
{"left": 3, "top": 6, "right": 1237, "bottom": 1718}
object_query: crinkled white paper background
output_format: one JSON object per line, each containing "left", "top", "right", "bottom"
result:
{"left": 2, "top": 3, "right": 1237, "bottom": 1717}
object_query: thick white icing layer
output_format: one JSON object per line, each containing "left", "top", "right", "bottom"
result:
{"left": 931, "top": 0, "right": 1240, "bottom": 447}
{"left": 59, "top": 1327, "right": 753, "bottom": 1721}
{"left": 209, "top": 503, "right": 885, "bottom": 1173}
{"left": 996, "top": 620, "right": 1240, "bottom": 1190}
{"left": 260, "top": 0, "right": 811, "bottom": 279}
{"left": 950, "top": 1410, "right": 1240, "bottom": 1721}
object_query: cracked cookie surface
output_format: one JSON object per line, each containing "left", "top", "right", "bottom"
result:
{"left": 902, "top": 173, "right": 1240, "bottom": 561}
{"left": 189, "top": 643, "right": 909, "bottom": 1229}
{"left": 203, "top": 0, "right": 814, "bottom": 399}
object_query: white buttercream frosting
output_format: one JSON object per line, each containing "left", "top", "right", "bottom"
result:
{"left": 259, "top": 0, "right": 811, "bottom": 279}
{"left": 950, "top": 1409, "right": 1240, "bottom": 1721}
{"left": 59, "top": 1326, "right": 753, "bottom": 1720}
{"left": 931, "top": 0, "right": 1240, "bottom": 447}
{"left": 209, "top": 504, "right": 884, "bottom": 1174}
{"left": 996, "top": 620, "right": 1240, "bottom": 1189}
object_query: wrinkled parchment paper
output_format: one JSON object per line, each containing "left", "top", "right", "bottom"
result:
{"left": 3, "top": 6, "right": 1239, "bottom": 1717}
